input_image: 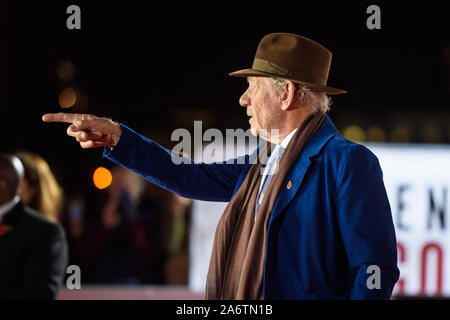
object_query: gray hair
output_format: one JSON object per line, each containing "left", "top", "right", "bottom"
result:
{"left": 265, "top": 77, "right": 332, "bottom": 113}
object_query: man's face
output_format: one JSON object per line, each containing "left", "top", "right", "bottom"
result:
{"left": 0, "top": 180, "right": 10, "bottom": 205}
{"left": 239, "top": 77, "right": 281, "bottom": 138}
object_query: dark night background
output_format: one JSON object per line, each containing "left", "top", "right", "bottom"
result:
{"left": 2, "top": 1, "right": 450, "bottom": 204}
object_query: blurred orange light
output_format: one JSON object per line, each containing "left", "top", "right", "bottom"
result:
{"left": 93, "top": 167, "right": 112, "bottom": 190}
{"left": 58, "top": 87, "right": 77, "bottom": 108}
{"left": 56, "top": 59, "right": 76, "bottom": 82}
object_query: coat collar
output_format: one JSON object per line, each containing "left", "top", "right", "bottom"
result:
{"left": 299, "top": 114, "right": 339, "bottom": 160}
{"left": 1, "top": 200, "right": 25, "bottom": 226}
{"left": 269, "top": 114, "right": 339, "bottom": 224}
{"left": 0, "top": 195, "right": 20, "bottom": 223}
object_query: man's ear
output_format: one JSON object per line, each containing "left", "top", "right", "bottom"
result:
{"left": 280, "top": 81, "right": 297, "bottom": 111}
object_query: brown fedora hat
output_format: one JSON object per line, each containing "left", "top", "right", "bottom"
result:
{"left": 229, "top": 33, "right": 346, "bottom": 95}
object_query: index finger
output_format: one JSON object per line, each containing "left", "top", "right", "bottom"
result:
{"left": 42, "top": 113, "right": 94, "bottom": 123}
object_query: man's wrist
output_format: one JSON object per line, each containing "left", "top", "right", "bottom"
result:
{"left": 109, "top": 121, "right": 122, "bottom": 149}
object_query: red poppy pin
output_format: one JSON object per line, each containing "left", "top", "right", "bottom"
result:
{"left": 0, "top": 224, "right": 13, "bottom": 236}
{"left": 286, "top": 180, "right": 293, "bottom": 189}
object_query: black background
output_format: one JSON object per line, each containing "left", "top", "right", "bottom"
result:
{"left": 3, "top": 0, "right": 450, "bottom": 194}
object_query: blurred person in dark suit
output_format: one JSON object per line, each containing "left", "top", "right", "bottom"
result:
{"left": 0, "top": 153, "right": 68, "bottom": 299}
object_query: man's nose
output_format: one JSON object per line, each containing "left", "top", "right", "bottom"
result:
{"left": 239, "top": 90, "right": 250, "bottom": 108}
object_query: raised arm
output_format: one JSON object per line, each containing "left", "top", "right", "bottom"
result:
{"left": 42, "top": 113, "right": 248, "bottom": 201}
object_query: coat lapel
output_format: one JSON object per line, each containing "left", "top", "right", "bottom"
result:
{"left": 269, "top": 115, "right": 339, "bottom": 225}
{"left": 0, "top": 201, "right": 24, "bottom": 272}
{"left": 0, "top": 201, "right": 23, "bottom": 241}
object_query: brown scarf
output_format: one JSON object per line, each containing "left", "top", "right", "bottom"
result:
{"left": 206, "top": 111, "right": 326, "bottom": 300}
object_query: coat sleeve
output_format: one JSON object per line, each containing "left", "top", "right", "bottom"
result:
{"left": 103, "top": 124, "right": 251, "bottom": 202}
{"left": 336, "top": 144, "right": 400, "bottom": 299}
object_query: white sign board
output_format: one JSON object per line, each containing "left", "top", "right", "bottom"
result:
{"left": 369, "top": 143, "right": 450, "bottom": 297}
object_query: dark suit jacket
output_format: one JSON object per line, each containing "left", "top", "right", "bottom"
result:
{"left": 0, "top": 201, "right": 68, "bottom": 299}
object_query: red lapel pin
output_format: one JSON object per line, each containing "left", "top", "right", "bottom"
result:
{"left": 0, "top": 224, "right": 13, "bottom": 236}
{"left": 286, "top": 180, "right": 293, "bottom": 189}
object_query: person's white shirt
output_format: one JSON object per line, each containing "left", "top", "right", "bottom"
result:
{"left": 0, "top": 195, "right": 20, "bottom": 224}
{"left": 258, "top": 128, "right": 298, "bottom": 193}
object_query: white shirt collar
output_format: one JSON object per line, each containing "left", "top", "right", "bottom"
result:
{"left": 0, "top": 195, "right": 20, "bottom": 224}
{"left": 266, "top": 127, "right": 298, "bottom": 160}
{"left": 265, "top": 128, "right": 298, "bottom": 168}
{"left": 279, "top": 128, "right": 298, "bottom": 149}
{"left": 258, "top": 128, "right": 299, "bottom": 193}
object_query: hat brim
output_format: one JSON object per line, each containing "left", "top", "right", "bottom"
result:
{"left": 229, "top": 69, "right": 347, "bottom": 95}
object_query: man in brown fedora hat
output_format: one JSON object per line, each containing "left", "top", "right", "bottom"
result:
{"left": 43, "top": 33, "right": 399, "bottom": 300}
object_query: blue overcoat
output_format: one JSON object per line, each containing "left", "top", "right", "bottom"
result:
{"left": 103, "top": 115, "right": 399, "bottom": 299}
